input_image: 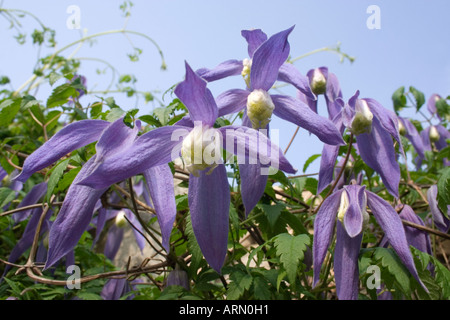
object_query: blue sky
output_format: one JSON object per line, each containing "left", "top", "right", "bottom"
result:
{"left": 1, "top": 0, "right": 449, "bottom": 174}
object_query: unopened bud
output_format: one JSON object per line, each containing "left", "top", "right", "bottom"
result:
{"left": 310, "top": 68, "right": 327, "bottom": 95}
{"left": 351, "top": 100, "right": 373, "bottom": 135}
{"left": 337, "top": 190, "right": 349, "bottom": 223}
{"left": 429, "top": 126, "right": 440, "bottom": 142}
{"left": 398, "top": 119, "right": 406, "bottom": 136}
{"left": 115, "top": 210, "right": 128, "bottom": 228}
{"left": 247, "top": 89, "right": 275, "bottom": 129}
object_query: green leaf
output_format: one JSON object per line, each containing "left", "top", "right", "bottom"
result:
{"left": 0, "top": 187, "right": 17, "bottom": 209}
{"left": 55, "top": 167, "right": 81, "bottom": 193}
{"left": 252, "top": 276, "right": 271, "bottom": 300}
{"left": 303, "top": 154, "right": 321, "bottom": 173}
{"left": 45, "top": 159, "right": 70, "bottom": 202}
{"left": 392, "top": 86, "right": 407, "bottom": 114}
{"left": 409, "top": 86, "right": 425, "bottom": 111}
{"left": 138, "top": 114, "right": 161, "bottom": 127}
{"left": 435, "top": 98, "right": 449, "bottom": 119}
{"left": 48, "top": 72, "right": 63, "bottom": 86}
{"left": 258, "top": 203, "right": 284, "bottom": 229}
{"left": 0, "top": 98, "right": 21, "bottom": 127}
{"left": 227, "top": 271, "right": 253, "bottom": 300}
{"left": 437, "top": 166, "right": 450, "bottom": 219}
{"left": 47, "top": 83, "right": 78, "bottom": 108}
{"left": 273, "top": 233, "right": 310, "bottom": 285}
{"left": 186, "top": 214, "right": 203, "bottom": 275}
{"left": 373, "top": 247, "right": 411, "bottom": 294}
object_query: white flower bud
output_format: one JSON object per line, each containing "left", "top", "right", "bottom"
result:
{"left": 429, "top": 126, "right": 440, "bottom": 142}
{"left": 181, "top": 125, "right": 221, "bottom": 177}
{"left": 115, "top": 210, "right": 128, "bottom": 228}
{"left": 246, "top": 89, "right": 275, "bottom": 129}
{"left": 310, "top": 68, "right": 327, "bottom": 95}
{"left": 351, "top": 99, "right": 373, "bottom": 135}
{"left": 398, "top": 119, "right": 406, "bottom": 136}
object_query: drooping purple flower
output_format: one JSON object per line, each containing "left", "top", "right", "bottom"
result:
{"left": 427, "top": 94, "right": 443, "bottom": 121}
{"left": 78, "top": 62, "right": 296, "bottom": 273}
{"left": 166, "top": 268, "right": 190, "bottom": 290}
{"left": 198, "top": 27, "right": 344, "bottom": 215}
{"left": 196, "top": 27, "right": 315, "bottom": 100}
{"left": 298, "top": 67, "right": 343, "bottom": 120}
{"left": 397, "top": 117, "right": 426, "bottom": 169}
{"left": 12, "top": 182, "right": 48, "bottom": 223}
{"left": 416, "top": 124, "right": 450, "bottom": 168}
{"left": 320, "top": 91, "right": 403, "bottom": 198}
{"left": 313, "top": 184, "right": 426, "bottom": 300}
{"left": 14, "top": 116, "right": 176, "bottom": 269}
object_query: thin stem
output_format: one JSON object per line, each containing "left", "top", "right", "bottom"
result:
{"left": 284, "top": 126, "right": 300, "bottom": 154}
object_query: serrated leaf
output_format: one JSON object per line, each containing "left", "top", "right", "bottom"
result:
{"left": 274, "top": 233, "right": 310, "bottom": 285}
{"left": 252, "top": 276, "right": 271, "bottom": 300}
{"left": 435, "top": 98, "right": 449, "bottom": 119}
{"left": 258, "top": 203, "right": 284, "bottom": 229}
{"left": 46, "top": 159, "right": 70, "bottom": 202}
{"left": 47, "top": 83, "right": 78, "bottom": 108}
{"left": 303, "top": 154, "right": 321, "bottom": 173}
{"left": 373, "top": 247, "right": 411, "bottom": 294}
{"left": 186, "top": 214, "right": 203, "bottom": 274}
{"left": 409, "top": 86, "right": 425, "bottom": 111}
{"left": 0, "top": 98, "right": 21, "bottom": 127}
{"left": 0, "top": 187, "right": 17, "bottom": 208}
{"left": 392, "top": 86, "right": 407, "bottom": 114}
{"left": 48, "top": 72, "right": 63, "bottom": 86}
{"left": 227, "top": 271, "right": 253, "bottom": 300}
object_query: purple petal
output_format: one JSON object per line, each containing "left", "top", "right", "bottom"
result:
{"left": 399, "top": 205, "right": 432, "bottom": 255}
{"left": 400, "top": 117, "right": 425, "bottom": 158}
{"left": 250, "top": 26, "right": 294, "bottom": 91}
{"left": 14, "top": 120, "right": 109, "bottom": 182}
{"left": 94, "top": 117, "right": 139, "bottom": 164}
{"left": 175, "top": 115, "right": 194, "bottom": 128}
{"left": 174, "top": 61, "right": 218, "bottom": 127}
{"left": 239, "top": 163, "right": 269, "bottom": 216}
{"left": 427, "top": 94, "right": 442, "bottom": 119}
{"left": 427, "top": 185, "right": 450, "bottom": 233}
{"left": 313, "top": 189, "right": 343, "bottom": 287}
{"left": 241, "top": 29, "right": 268, "bottom": 57}
{"left": 271, "top": 94, "right": 345, "bottom": 146}
{"left": 355, "top": 117, "right": 400, "bottom": 198}
{"left": 364, "top": 98, "right": 404, "bottom": 154}
{"left": 324, "top": 73, "right": 343, "bottom": 120}
{"left": 317, "top": 144, "right": 339, "bottom": 194}
{"left": 434, "top": 125, "right": 450, "bottom": 151}
{"left": 93, "top": 208, "right": 108, "bottom": 246}
{"left": 366, "top": 191, "right": 426, "bottom": 291}
{"left": 143, "top": 164, "right": 176, "bottom": 252}
{"left": 188, "top": 165, "right": 230, "bottom": 273}
{"left": 78, "top": 126, "right": 188, "bottom": 189}
{"left": 277, "top": 63, "right": 315, "bottom": 100}
{"left": 124, "top": 210, "right": 147, "bottom": 253}
{"left": 12, "top": 182, "right": 48, "bottom": 223}
{"left": 104, "top": 224, "right": 125, "bottom": 261}
{"left": 196, "top": 59, "right": 243, "bottom": 82}
{"left": 101, "top": 278, "right": 129, "bottom": 300}
{"left": 218, "top": 125, "right": 297, "bottom": 174}
{"left": 45, "top": 157, "right": 108, "bottom": 269}
{"left": 342, "top": 185, "right": 366, "bottom": 238}
{"left": 334, "top": 221, "right": 363, "bottom": 300}
{"left": 216, "top": 89, "right": 249, "bottom": 117}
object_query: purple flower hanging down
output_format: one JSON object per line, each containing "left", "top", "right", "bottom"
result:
{"left": 319, "top": 91, "right": 403, "bottom": 198}
{"left": 313, "top": 183, "right": 426, "bottom": 300}
{"left": 196, "top": 26, "right": 344, "bottom": 215}
{"left": 427, "top": 185, "right": 450, "bottom": 233}
{"left": 13, "top": 117, "right": 176, "bottom": 269}
{"left": 78, "top": 62, "right": 296, "bottom": 273}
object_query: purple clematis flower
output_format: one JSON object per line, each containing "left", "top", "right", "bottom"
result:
{"left": 14, "top": 116, "right": 176, "bottom": 269}
{"left": 196, "top": 27, "right": 315, "bottom": 101}
{"left": 416, "top": 124, "right": 450, "bottom": 168}
{"left": 319, "top": 91, "right": 403, "bottom": 197}
{"left": 197, "top": 26, "right": 344, "bottom": 215}
{"left": 397, "top": 117, "right": 426, "bottom": 169}
{"left": 313, "top": 183, "right": 426, "bottom": 300}
{"left": 298, "top": 67, "right": 343, "bottom": 120}
{"left": 427, "top": 94, "right": 443, "bottom": 121}
{"left": 78, "top": 62, "right": 296, "bottom": 273}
